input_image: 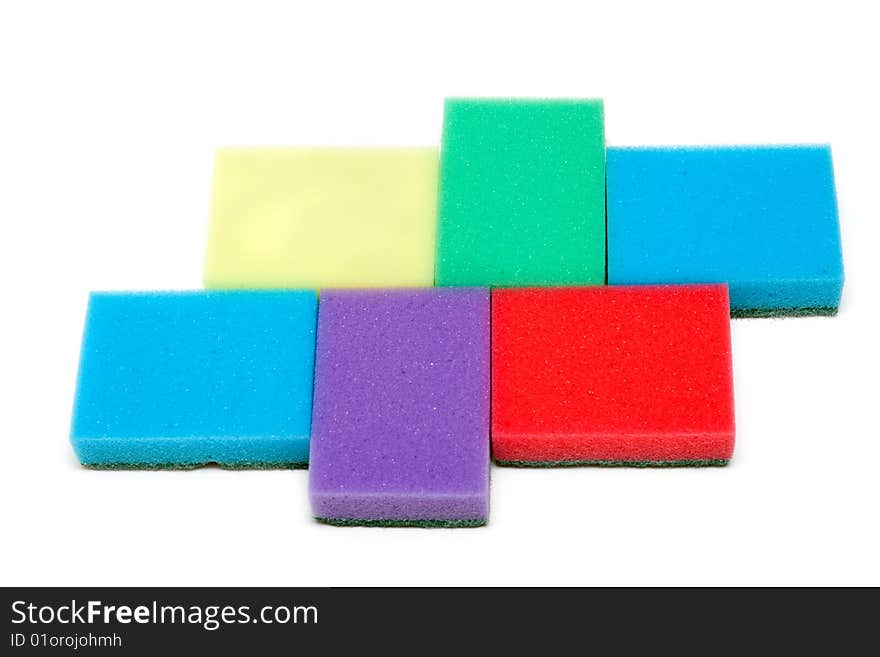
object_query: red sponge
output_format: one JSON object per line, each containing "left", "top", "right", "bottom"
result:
{"left": 491, "top": 285, "right": 735, "bottom": 466}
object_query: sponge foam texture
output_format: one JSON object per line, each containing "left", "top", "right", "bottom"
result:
{"left": 492, "top": 285, "right": 735, "bottom": 465}
{"left": 204, "top": 148, "right": 438, "bottom": 290}
{"left": 309, "top": 288, "right": 490, "bottom": 526}
{"left": 436, "top": 98, "right": 605, "bottom": 286}
{"left": 71, "top": 291, "right": 317, "bottom": 468}
{"left": 607, "top": 146, "right": 844, "bottom": 316}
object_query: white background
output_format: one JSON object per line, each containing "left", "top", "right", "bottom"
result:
{"left": 1, "top": 1, "right": 878, "bottom": 586}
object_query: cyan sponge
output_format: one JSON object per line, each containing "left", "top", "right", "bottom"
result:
{"left": 71, "top": 291, "right": 317, "bottom": 468}
{"left": 607, "top": 145, "right": 844, "bottom": 316}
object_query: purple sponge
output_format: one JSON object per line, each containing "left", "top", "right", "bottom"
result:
{"left": 309, "top": 288, "right": 490, "bottom": 527}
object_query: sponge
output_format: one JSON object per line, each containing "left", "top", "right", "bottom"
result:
{"left": 492, "top": 285, "right": 735, "bottom": 466}
{"left": 204, "top": 148, "right": 438, "bottom": 290}
{"left": 435, "top": 98, "right": 606, "bottom": 286}
{"left": 607, "top": 146, "right": 844, "bottom": 316}
{"left": 70, "top": 291, "right": 317, "bottom": 468}
{"left": 309, "top": 288, "right": 490, "bottom": 527}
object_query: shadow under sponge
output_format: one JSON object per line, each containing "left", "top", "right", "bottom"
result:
{"left": 70, "top": 291, "right": 317, "bottom": 468}
{"left": 606, "top": 145, "right": 844, "bottom": 316}
{"left": 491, "top": 285, "right": 735, "bottom": 466}
{"left": 309, "top": 288, "right": 490, "bottom": 527}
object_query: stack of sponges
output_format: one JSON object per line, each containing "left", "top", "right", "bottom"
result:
{"left": 70, "top": 97, "right": 844, "bottom": 528}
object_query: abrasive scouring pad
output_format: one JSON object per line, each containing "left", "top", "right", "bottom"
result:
{"left": 606, "top": 145, "right": 844, "bottom": 316}
{"left": 436, "top": 98, "right": 606, "bottom": 286}
{"left": 491, "top": 285, "right": 735, "bottom": 466}
{"left": 204, "top": 148, "right": 438, "bottom": 290}
{"left": 309, "top": 288, "right": 490, "bottom": 527}
{"left": 71, "top": 291, "right": 317, "bottom": 468}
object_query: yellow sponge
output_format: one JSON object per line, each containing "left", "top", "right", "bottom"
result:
{"left": 204, "top": 148, "right": 438, "bottom": 289}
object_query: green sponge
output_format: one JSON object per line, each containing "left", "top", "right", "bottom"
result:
{"left": 436, "top": 98, "right": 606, "bottom": 286}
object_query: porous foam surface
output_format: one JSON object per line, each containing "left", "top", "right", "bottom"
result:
{"left": 71, "top": 291, "right": 317, "bottom": 468}
{"left": 309, "top": 288, "right": 490, "bottom": 526}
{"left": 436, "top": 98, "right": 606, "bottom": 286}
{"left": 607, "top": 145, "right": 844, "bottom": 315}
{"left": 491, "top": 285, "right": 735, "bottom": 465}
{"left": 204, "top": 148, "right": 438, "bottom": 290}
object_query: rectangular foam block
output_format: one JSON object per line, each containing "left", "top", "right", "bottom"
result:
{"left": 607, "top": 146, "right": 844, "bottom": 316}
{"left": 204, "top": 148, "right": 438, "bottom": 290}
{"left": 492, "top": 285, "right": 735, "bottom": 466}
{"left": 435, "top": 98, "right": 606, "bottom": 286}
{"left": 71, "top": 291, "right": 317, "bottom": 468}
{"left": 309, "top": 288, "right": 490, "bottom": 527}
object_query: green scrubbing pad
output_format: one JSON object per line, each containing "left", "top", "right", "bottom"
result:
{"left": 495, "top": 459, "right": 729, "bottom": 468}
{"left": 436, "top": 98, "right": 606, "bottom": 287}
{"left": 315, "top": 518, "right": 486, "bottom": 529}
{"left": 729, "top": 306, "right": 839, "bottom": 319}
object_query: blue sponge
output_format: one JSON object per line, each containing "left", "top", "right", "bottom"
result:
{"left": 607, "top": 146, "right": 844, "bottom": 316}
{"left": 71, "top": 291, "right": 317, "bottom": 468}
